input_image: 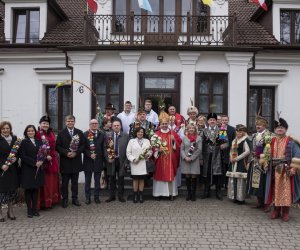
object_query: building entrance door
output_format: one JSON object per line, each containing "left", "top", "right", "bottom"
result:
{"left": 139, "top": 73, "right": 180, "bottom": 114}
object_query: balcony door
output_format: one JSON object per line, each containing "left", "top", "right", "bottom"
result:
{"left": 139, "top": 73, "right": 180, "bottom": 114}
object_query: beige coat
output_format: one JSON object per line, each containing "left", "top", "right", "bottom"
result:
{"left": 126, "top": 138, "right": 152, "bottom": 175}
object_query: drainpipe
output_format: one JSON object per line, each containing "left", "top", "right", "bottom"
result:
{"left": 247, "top": 51, "right": 256, "bottom": 133}
{"left": 64, "top": 51, "right": 74, "bottom": 114}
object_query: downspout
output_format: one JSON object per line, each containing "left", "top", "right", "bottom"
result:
{"left": 247, "top": 51, "right": 256, "bottom": 133}
{"left": 64, "top": 51, "right": 74, "bottom": 114}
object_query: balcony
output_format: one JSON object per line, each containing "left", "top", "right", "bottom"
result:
{"left": 84, "top": 13, "right": 237, "bottom": 47}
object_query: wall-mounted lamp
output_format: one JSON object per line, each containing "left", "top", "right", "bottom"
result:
{"left": 157, "top": 56, "right": 164, "bottom": 62}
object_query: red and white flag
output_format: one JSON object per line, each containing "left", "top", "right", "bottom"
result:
{"left": 250, "top": 0, "right": 268, "bottom": 11}
{"left": 87, "top": 0, "right": 98, "bottom": 14}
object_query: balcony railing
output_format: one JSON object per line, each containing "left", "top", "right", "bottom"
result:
{"left": 84, "top": 13, "right": 237, "bottom": 47}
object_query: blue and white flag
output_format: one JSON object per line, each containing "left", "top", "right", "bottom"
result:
{"left": 138, "top": 0, "right": 152, "bottom": 12}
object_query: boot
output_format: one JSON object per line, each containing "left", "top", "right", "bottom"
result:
{"left": 186, "top": 177, "right": 192, "bottom": 201}
{"left": 252, "top": 197, "right": 263, "bottom": 209}
{"left": 139, "top": 191, "right": 144, "bottom": 203}
{"left": 133, "top": 192, "right": 138, "bottom": 203}
{"left": 216, "top": 185, "right": 223, "bottom": 201}
{"left": 282, "top": 206, "right": 290, "bottom": 222}
{"left": 201, "top": 179, "right": 210, "bottom": 199}
{"left": 271, "top": 206, "right": 281, "bottom": 219}
{"left": 191, "top": 178, "right": 197, "bottom": 201}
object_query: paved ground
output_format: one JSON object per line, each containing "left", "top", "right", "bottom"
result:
{"left": 1, "top": 186, "right": 300, "bottom": 250}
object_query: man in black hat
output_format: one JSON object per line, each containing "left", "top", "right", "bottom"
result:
{"left": 103, "top": 103, "right": 122, "bottom": 128}
{"left": 201, "top": 113, "right": 228, "bottom": 200}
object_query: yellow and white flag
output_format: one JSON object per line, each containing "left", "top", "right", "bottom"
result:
{"left": 202, "top": 0, "right": 213, "bottom": 7}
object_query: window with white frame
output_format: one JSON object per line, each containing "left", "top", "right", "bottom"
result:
{"left": 280, "top": 9, "right": 300, "bottom": 45}
{"left": 13, "top": 8, "right": 40, "bottom": 43}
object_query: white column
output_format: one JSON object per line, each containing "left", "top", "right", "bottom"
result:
{"left": 119, "top": 52, "right": 141, "bottom": 112}
{"left": 67, "top": 51, "right": 96, "bottom": 131}
{"left": 178, "top": 52, "right": 200, "bottom": 117}
{"left": 225, "top": 52, "right": 253, "bottom": 125}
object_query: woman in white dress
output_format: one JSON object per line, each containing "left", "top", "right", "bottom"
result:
{"left": 126, "top": 127, "right": 152, "bottom": 203}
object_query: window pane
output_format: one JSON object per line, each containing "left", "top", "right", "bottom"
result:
{"left": 280, "top": 11, "right": 291, "bottom": 44}
{"left": 62, "top": 87, "right": 72, "bottom": 117}
{"left": 262, "top": 89, "right": 273, "bottom": 117}
{"left": 199, "top": 80, "right": 209, "bottom": 94}
{"left": 249, "top": 89, "right": 258, "bottom": 118}
{"left": 199, "top": 95, "right": 208, "bottom": 114}
{"left": 295, "top": 12, "right": 300, "bottom": 44}
{"left": 29, "top": 10, "right": 39, "bottom": 43}
{"left": 131, "top": 0, "right": 141, "bottom": 32}
{"left": 164, "top": 0, "right": 175, "bottom": 32}
{"left": 145, "top": 78, "right": 175, "bottom": 89}
{"left": 115, "top": 0, "right": 126, "bottom": 15}
{"left": 95, "top": 81, "right": 106, "bottom": 94}
{"left": 213, "top": 96, "right": 223, "bottom": 114}
{"left": 213, "top": 79, "right": 223, "bottom": 94}
{"left": 110, "top": 80, "right": 119, "bottom": 94}
{"left": 98, "top": 95, "right": 106, "bottom": 112}
{"left": 15, "top": 13, "right": 26, "bottom": 43}
{"left": 47, "top": 87, "right": 58, "bottom": 131}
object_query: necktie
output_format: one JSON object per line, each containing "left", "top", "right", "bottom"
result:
{"left": 70, "top": 130, "right": 73, "bottom": 137}
{"left": 114, "top": 133, "right": 119, "bottom": 157}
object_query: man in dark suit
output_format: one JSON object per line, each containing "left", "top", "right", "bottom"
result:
{"left": 104, "top": 120, "right": 129, "bottom": 202}
{"left": 56, "top": 115, "right": 85, "bottom": 208}
{"left": 221, "top": 115, "right": 236, "bottom": 189}
{"left": 83, "top": 119, "right": 104, "bottom": 205}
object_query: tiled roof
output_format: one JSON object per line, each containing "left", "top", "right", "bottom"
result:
{"left": 229, "top": 0, "right": 279, "bottom": 45}
{"left": 41, "top": 0, "right": 87, "bottom": 45}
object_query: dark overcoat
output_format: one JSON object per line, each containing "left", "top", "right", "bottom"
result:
{"left": 56, "top": 127, "right": 85, "bottom": 174}
{"left": 83, "top": 130, "right": 104, "bottom": 173}
{"left": 0, "top": 135, "right": 19, "bottom": 192}
{"left": 20, "top": 138, "right": 44, "bottom": 189}
{"left": 104, "top": 131, "right": 129, "bottom": 176}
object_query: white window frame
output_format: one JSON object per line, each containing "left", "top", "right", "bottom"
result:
{"left": 3, "top": 0, "right": 47, "bottom": 43}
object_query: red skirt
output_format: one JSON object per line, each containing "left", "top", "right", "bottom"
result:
{"left": 37, "top": 173, "right": 61, "bottom": 209}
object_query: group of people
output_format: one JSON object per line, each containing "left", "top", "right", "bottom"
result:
{"left": 0, "top": 99, "right": 300, "bottom": 223}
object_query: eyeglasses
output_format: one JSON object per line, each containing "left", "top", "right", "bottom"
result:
{"left": 90, "top": 123, "right": 98, "bottom": 125}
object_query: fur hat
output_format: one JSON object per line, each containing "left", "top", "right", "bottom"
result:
{"left": 274, "top": 117, "right": 288, "bottom": 130}
{"left": 255, "top": 115, "right": 268, "bottom": 127}
{"left": 187, "top": 106, "right": 198, "bottom": 115}
{"left": 105, "top": 103, "right": 116, "bottom": 110}
{"left": 39, "top": 115, "right": 51, "bottom": 124}
{"left": 207, "top": 112, "right": 217, "bottom": 121}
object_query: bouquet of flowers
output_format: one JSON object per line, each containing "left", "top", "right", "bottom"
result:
{"left": 69, "top": 134, "right": 80, "bottom": 152}
{"left": 106, "top": 134, "right": 115, "bottom": 160}
{"left": 146, "top": 127, "right": 154, "bottom": 139}
{"left": 261, "top": 133, "right": 272, "bottom": 169}
{"left": 217, "top": 126, "right": 228, "bottom": 145}
{"left": 87, "top": 131, "right": 96, "bottom": 155}
{"left": 40, "top": 130, "right": 51, "bottom": 165}
{"left": 187, "top": 142, "right": 197, "bottom": 157}
{"left": 150, "top": 134, "right": 168, "bottom": 155}
{"left": 35, "top": 144, "right": 49, "bottom": 178}
{"left": 1, "top": 138, "right": 22, "bottom": 177}
{"left": 138, "top": 145, "right": 152, "bottom": 160}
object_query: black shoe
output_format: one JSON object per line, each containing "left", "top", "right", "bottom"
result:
{"left": 118, "top": 197, "right": 126, "bottom": 202}
{"left": 7, "top": 212, "right": 16, "bottom": 220}
{"left": 169, "top": 196, "right": 174, "bottom": 201}
{"left": 62, "top": 199, "right": 68, "bottom": 208}
{"left": 94, "top": 198, "right": 101, "bottom": 204}
{"left": 105, "top": 197, "right": 116, "bottom": 203}
{"left": 27, "top": 214, "right": 33, "bottom": 218}
{"left": 154, "top": 196, "right": 161, "bottom": 201}
{"left": 139, "top": 192, "right": 144, "bottom": 203}
{"left": 0, "top": 217, "right": 5, "bottom": 222}
{"left": 33, "top": 211, "right": 40, "bottom": 217}
{"left": 133, "top": 192, "right": 138, "bottom": 203}
{"left": 72, "top": 199, "right": 81, "bottom": 206}
{"left": 216, "top": 192, "right": 223, "bottom": 201}
{"left": 85, "top": 199, "right": 91, "bottom": 205}
{"left": 201, "top": 193, "right": 209, "bottom": 199}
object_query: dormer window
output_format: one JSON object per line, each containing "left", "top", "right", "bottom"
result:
{"left": 14, "top": 9, "right": 40, "bottom": 43}
{"left": 280, "top": 9, "right": 300, "bottom": 45}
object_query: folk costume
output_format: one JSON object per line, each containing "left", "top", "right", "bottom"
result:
{"left": 265, "top": 118, "right": 300, "bottom": 221}
{"left": 227, "top": 125, "right": 251, "bottom": 203}
{"left": 202, "top": 113, "right": 228, "bottom": 200}
{"left": 36, "top": 116, "right": 60, "bottom": 209}
{"left": 129, "top": 120, "right": 154, "bottom": 140}
{"left": 246, "top": 116, "right": 272, "bottom": 209}
{"left": 153, "top": 112, "right": 182, "bottom": 199}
